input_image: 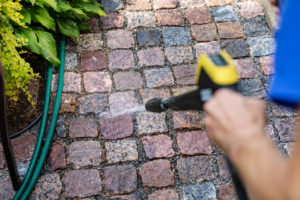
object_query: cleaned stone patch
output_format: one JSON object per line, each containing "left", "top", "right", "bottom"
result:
{"left": 153, "top": 0, "right": 177, "bottom": 9}
{"left": 126, "top": 0, "right": 151, "bottom": 11}
{"left": 137, "top": 29, "right": 162, "bottom": 47}
{"left": 69, "top": 117, "right": 98, "bottom": 138}
{"left": 101, "top": 13, "right": 125, "bottom": 30}
{"left": 65, "top": 52, "right": 77, "bottom": 71}
{"left": 218, "top": 184, "right": 238, "bottom": 200}
{"left": 177, "top": 156, "right": 214, "bottom": 183}
{"left": 109, "top": 91, "right": 139, "bottom": 113}
{"left": 64, "top": 170, "right": 102, "bottom": 198}
{"left": 114, "top": 71, "right": 143, "bottom": 90}
{"left": 162, "top": 27, "right": 192, "bottom": 46}
{"left": 83, "top": 72, "right": 112, "bottom": 93}
{"left": 100, "top": 114, "right": 133, "bottom": 140}
{"left": 47, "top": 144, "right": 66, "bottom": 171}
{"left": 259, "top": 56, "right": 274, "bottom": 75}
{"left": 139, "top": 160, "right": 174, "bottom": 188}
{"left": 156, "top": 10, "right": 184, "bottom": 26}
{"left": 142, "top": 134, "right": 175, "bottom": 159}
{"left": 165, "top": 46, "right": 195, "bottom": 64}
{"left": 194, "top": 41, "right": 220, "bottom": 57}
{"left": 138, "top": 48, "right": 165, "bottom": 66}
{"left": 69, "top": 141, "right": 102, "bottom": 168}
{"left": 173, "top": 111, "right": 203, "bottom": 130}
{"left": 108, "top": 50, "right": 135, "bottom": 70}
{"left": 248, "top": 36, "right": 274, "bottom": 57}
{"left": 217, "top": 22, "right": 243, "bottom": 39}
{"left": 144, "top": 68, "right": 174, "bottom": 88}
{"left": 212, "top": 6, "right": 237, "bottom": 22}
{"left": 107, "top": 30, "right": 135, "bottom": 49}
{"left": 126, "top": 12, "right": 156, "bottom": 29}
{"left": 191, "top": 24, "right": 218, "bottom": 42}
{"left": 140, "top": 88, "right": 171, "bottom": 103}
{"left": 243, "top": 17, "right": 269, "bottom": 37}
{"left": 104, "top": 164, "right": 137, "bottom": 194}
{"left": 52, "top": 72, "right": 81, "bottom": 93}
{"left": 173, "top": 65, "right": 196, "bottom": 85}
{"left": 105, "top": 139, "right": 138, "bottom": 163}
{"left": 148, "top": 189, "right": 179, "bottom": 200}
{"left": 102, "top": 0, "right": 124, "bottom": 13}
{"left": 273, "top": 118, "right": 296, "bottom": 142}
{"left": 234, "top": 58, "right": 258, "bottom": 78}
{"left": 221, "top": 39, "right": 250, "bottom": 58}
{"left": 238, "top": 1, "right": 264, "bottom": 19}
{"left": 80, "top": 51, "right": 107, "bottom": 71}
{"left": 182, "top": 183, "right": 216, "bottom": 200}
{"left": 137, "top": 112, "right": 167, "bottom": 134}
{"left": 186, "top": 8, "right": 211, "bottom": 25}
{"left": 76, "top": 34, "right": 103, "bottom": 52}
{"left": 179, "top": 0, "right": 205, "bottom": 8}
{"left": 78, "top": 93, "right": 108, "bottom": 114}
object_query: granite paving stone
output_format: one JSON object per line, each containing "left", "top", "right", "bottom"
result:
{"left": 243, "top": 17, "right": 269, "bottom": 37}
{"left": 108, "top": 194, "right": 138, "bottom": 200}
{"left": 234, "top": 58, "right": 258, "bottom": 78}
{"left": 177, "top": 131, "right": 212, "bottom": 155}
{"left": 126, "top": 12, "right": 156, "bottom": 29}
{"left": 218, "top": 184, "right": 238, "bottom": 200}
{"left": 179, "top": 0, "right": 205, "bottom": 8}
{"left": 259, "top": 56, "right": 274, "bottom": 75}
{"left": 177, "top": 156, "right": 214, "bottom": 183}
{"left": 100, "top": 114, "right": 133, "bottom": 139}
{"left": 69, "top": 141, "right": 102, "bottom": 168}
{"left": 104, "top": 164, "right": 137, "bottom": 194}
{"left": 102, "top": 0, "right": 124, "bottom": 13}
{"left": 173, "top": 64, "right": 196, "bottom": 85}
{"left": 182, "top": 183, "right": 217, "bottom": 200}
{"left": 114, "top": 71, "right": 143, "bottom": 90}
{"left": 284, "top": 143, "right": 295, "bottom": 156}
{"left": 137, "top": 112, "right": 167, "bottom": 134}
{"left": 156, "top": 10, "right": 184, "bottom": 26}
{"left": 266, "top": 123, "right": 276, "bottom": 140}
{"left": 47, "top": 144, "right": 66, "bottom": 171}
{"left": 82, "top": 17, "right": 100, "bottom": 34}
{"left": 137, "top": 29, "right": 162, "bottom": 47}
{"left": 12, "top": 134, "right": 36, "bottom": 163}
{"left": 108, "top": 50, "right": 135, "bottom": 70}
{"left": 83, "top": 72, "right": 112, "bottom": 93}
{"left": 138, "top": 48, "right": 164, "bottom": 66}
{"left": 52, "top": 72, "right": 81, "bottom": 93}
{"left": 148, "top": 189, "right": 179, "bottom": 200}
{"left": 139, "top": 160, "right": 174, "bottom": 187}
{"left": 217, "top": 156, "right": 231, "bottom": 179}
{"left": 0, "top": 145, "right": 5, "bottom": 169}
{"left": 186, "top": 8, "right": 211, "bottom": 25}
{"left": 270, "top": 102, "right": 297, "bottom": 117}
{"left": 273, "top": 118, "right": 296, "bottom": 142}
{"left": 64, "top": 170, "right": 102, "bottom": 198}
{"left": 248, "top": 36, "right": 274, "bottom": 57}
{"left": 191, "top": 24, "right": 218, "bottom": 42}
{"left": 78, "top": 93, "right": 108, "bottom": 114}
{"left": 80, "top": 51, "right": 107, "bottom": 71}
{"left": 50, "top": 93, "right": 77, "bottom": 114}
{"left": 107, "top": 30, "right": 135, "bottom": 49}
{"left": 142, "top": 134, "right": 175, "bottom": 159}
{"left": 165, "top": 46, "right": 195, "bottom": 64}
{"left": 221, "top": 39, "right": 250, "bottom": 58}
{"left": 55, "top": 116, "right": 66, "bottom": 137}
{"left": 109, "top": 91, "right": 139, "bottom": 113}
{"left": 101, "top": 13, "right": 125, "bottom": 30}
{"left": 217, "top": 22, "right": 244, "bottom": 39}
{"left": 76, "top": 34, "right": 103, "bottom": 52}
{"left": 69, "top": 117, "right": 98, "bottom": 138}
{"left": 173, "top": 111, "right": 203, "bottom": 130}
{"left": 144, "top": 68, "right": 174, "bottom": 88}
{"left": 237, "top": 79, "right": 267, "bottom": 98}
{"left": 140, "top": 88, "right": 171, "bottom": 103}
{"left": 194, "top": 41, "right": 220, "bottom": 57}
{"left": 126, "top": 0, "right": 151, "bottom": 11}
{"left": 65, "top": 52, "right": 77, "bottom": 71}
{"left": 212, "top": 6, "right": 237, "bottom": 22}
{"left": 0, "top": 179, "right": 15, "bottom": 200}
{"left": 238, "top": 1, "right": 264, "bottom": 19}
{"left": 206, "top": 0, "right": 233, "bottom": 7}
{"left": 162, "top": 27, "right": 192, "bottom": 46}
{"left": 105, "top": 139, "right": 138, "bottom": 163}
{"left": 153, "top": 0, "right": 177, "bottom": 10}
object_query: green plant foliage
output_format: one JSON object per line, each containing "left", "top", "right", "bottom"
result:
{"left": 0, "top": 0, "right": 39, "bottom": 103}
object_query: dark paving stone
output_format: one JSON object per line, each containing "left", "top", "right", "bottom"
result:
{"left": 237, "top": 79, "right": 267, "bottom": 98}
{"left": 182, "top": 183, "right": 217, "bottom": 200}
{"left": 221, "top": 39, "right": 250, "bottom": 58}
{"left": 78, "top": 93, "right": 108, "bottom": 114}
{"left": 69, "top": 117, "right": 98, "bottom": 138}
{"left": 55, "top": 116, "right": 66, "bottom": 138}
{"left": 137, "top": 29, "right": 162, "bottom": 47}
{"left": 212, "top": 6, "right": 237, "bottom": 22}
{"left": 47, "top": 144, "right": 66, "bottom": 171}
{"left": 0, "top": 145, "right": 5, "bottom": 169}
{"left": 100, "top": 114, "right": 133, "bottom": 139}
{"left": 11, "top": 134, "right": 36, "bottom": 163}
{"left": 218, "top": 184, "right": 238, "bottom": 200}
{"left": 243, "top": 17, "right": 269, "bottom": 37}
{"left": 162, "top": 27, "right": 192, "bottom": 46}
{"left": 102, "top": 0, "right": 124, "bottom": 13}
{"left": 31, "top": 173, "right": 62, "bottom": 199}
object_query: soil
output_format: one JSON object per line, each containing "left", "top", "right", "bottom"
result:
{"left": 6, "top": 53, "right": 46, "bottom": 136}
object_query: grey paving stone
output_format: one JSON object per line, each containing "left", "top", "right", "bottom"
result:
{"left": 248, "top": 36, "right": 274, "bottom": 57}
{"left": 221, "top": 39, "right": 249, "bottom": 58}
{"left": 78, "top": 93, "right": 108, "bottom": 114}
{"left": 137, "top": 29, "right": 162, "bottom": 47}
{"left": 102, "top": 0, "right": 124, "bottom": 13}
{"left": 237, "top": 79, "right": 267, "bottom": 98}
{"left": 56, "top": 116, "right": 66, "bottom": 138}
{"left": 31, "top": 174, "right": 62, "bottom": 200}
{"left": 65, "top": 53, "right": 77, "bottom": 71}
{"left": 162, "top": 27, "right": 192, "bottom": 46}
{"left": 126, "top": 12, "right": 156, "bottom": 29}
{"left": 243, "top": 17, "right": 269, "bottom": 37}
{"left": 212, "top": 6, "right": 237, "bottom": 22}
{"left": 182, "top": 183, "right": 217, "bottom": 200}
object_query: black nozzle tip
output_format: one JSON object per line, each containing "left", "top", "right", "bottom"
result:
{"left": 145, "top": 98, "right": 166, "bottom": 113}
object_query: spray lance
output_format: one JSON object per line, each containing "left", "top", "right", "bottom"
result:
{"left": 145, "top": 50, "right": 248, "bottom": 200}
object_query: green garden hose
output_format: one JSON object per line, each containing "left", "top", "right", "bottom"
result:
{"left": 13, "top": 36, "right": 65, "bottom": 200}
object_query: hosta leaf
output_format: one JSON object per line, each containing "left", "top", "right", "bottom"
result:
{"left": 70, "top": 8, "right": 88, "bottom": 20}
{"left": 40, "top": 0, "right": 58, "bottom": 11}
{"left": 57, "top": 0, "right": 72, "bottom": 12}
{"left": 78, "top": 23, "right": 91, "bottom": 31}
{"left": 20, "top": 8, "right": 31, "bottom": 24}
{"left": 71, "top": 0, "right": 107, "bottom": 17}
{"left": 15, "top": 27, "right": 41, "bottom": 55}
{"left": 30, "top": 7, "right": 56, "bottom": 31}
{"left": 57, "top": 18, "right": 80, "bottom": 39}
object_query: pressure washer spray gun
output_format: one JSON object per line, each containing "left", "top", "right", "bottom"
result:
{"left": 145, "top": 50, "right": 248, "bottom": 200}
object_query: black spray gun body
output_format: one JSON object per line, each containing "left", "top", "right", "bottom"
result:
{"left": 145, "top": 50, "right": 247, "bottom": 200}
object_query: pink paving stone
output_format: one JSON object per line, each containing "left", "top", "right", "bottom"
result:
{"left": 108, "top": 50, "right": 135, "bottom": 70}
{"left": 109, "top": 91, "right": 139, "bottom": 113}
{"left": 173, "top": 64, "right": 196, "bottom": 85}
{"left": 177, "top": 131, "right": 212, "bottom": 155}
{"left": 105, "top": 139, "right": 138, "bottom": 163}
{"left": 153, "top": 0, "right": 177, "bottom": 9}
{"left": 156, "top": 10, "right": 184, "bottom": 26}
{"left": 0, "top": 178, "right": 15, "bottom": 200}
{"left": 76, "top": 33, "right": 104, "bottom": 52}
{"left": 126, "top": 0, "right": 151, "bottom": 11}
{"left": 69, "top": 117, "right": 98, "bottom": 138}
{"left": 186, "top": 8, "right": 212, "bottom": 25}
{"left": 126, "top": 12, "right": 156, "bottom": 29}
{"left": 64, "top": 169, "right": 102, "bottom": 198}
{"left": 218, "top": 184, "right": 238, "bottom": 200}
{"left": 138, "top": 48, "right": 164, "bottom": 67}
{"left": 148, "top": 189, "right": 179, "bottom": 200}
{"left": 273, "top": 117, "right": 296, "bottom": 142}
{"left": 270, "top": 102, "right": 296, "bottom": 117}
{"left": 194, "top": 41, "right": 220, "bottom": 57}
{"left": 47, "top": 144, "right": 66, "bottom": 171}
{"left": 104, "top": 164, "right": 137, "bottom": 194}
{"left": 284, "top": 143, "right": 295, "bottom": 156}
{"left": 107, "top": 30, "right": 135, "bottom": 49}
{"left": 80, "top": 51, "right": 107, "bottom": 71}
{"left": 173, "top": 111, "right": 203, "bottom": 130}
{"left": 191, "top": 24, "right": 218, "bottom": 42}
{"left": 137, "top": 112, "right": 168, "bottom": 134}
{"left": 114, "top": 71, "right": 143, "bottom": 90}
{"left": 139, "top": 160, "right": 174, "bottom": 188}
{"left": 206, "top": 0, "right": 233, "bottom": 7}
{"left": 216, "top": 22, "right": 244, "bottom": 39}
{"left": 217, "top": 156, "right": 231, "bottom": 179}
{"left": 83, "top": 72, "right": 112, "bottom": 93}
{"left": 52, "top": 72, "right": 81, "bottom": 93}
{"left": 259, "top": 56, "right": 275, "bottom": 75}
{"left": 108, "top": 195, "right": 137, "bottom": 200}
{"left": 238, "top": 1, "right": 264, "bottom": 19}
{"left": 99, "top": 114, "right": 133, "bottom": 139}
{"left": 69, "top": 141, "right": 102, "bottom": 168}
{"left": 141, "top": 134, "right": 175, "bottom": 159}
{"left": 140, "top": 88, "right": 171, "bottom": 104}
{"left": 11, "top": 134, "right": 36, "bottom": 163}
{"left": 101, "top": 13, "right": 125, "bottom": 30}
{"left": 234, "top": 58, "right": 258, "bottom": 78}
{"left": 165, "top": 46, "right": 195, "bottom": 64}
{"left": 144, "top": 68, "right": 175, "bottom": 88}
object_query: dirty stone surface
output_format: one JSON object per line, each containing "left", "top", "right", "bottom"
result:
{"left": 0, "top": 0, "right": 297, "bottom": 199}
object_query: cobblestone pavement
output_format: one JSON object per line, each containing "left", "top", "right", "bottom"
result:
{"left": 0, "top": 0, "right": 298, "bottom": 199}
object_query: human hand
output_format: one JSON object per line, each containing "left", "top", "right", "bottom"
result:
{"left": 204, "top": 89, "right": 266, "bottom": 156}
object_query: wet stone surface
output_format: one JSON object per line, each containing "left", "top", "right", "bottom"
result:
{"left": 100, "top": 114, "right": 133, "bottom": 139}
